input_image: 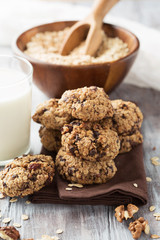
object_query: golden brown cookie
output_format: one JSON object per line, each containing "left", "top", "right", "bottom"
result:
{"left": 61, "top": 120, "right": 120, "bottom": 161}
{"left": 119, "top": 131, "right": 143, "bottom": 153}
{"left": 58, "top": 86, "right": 114, "bottom": 121}
{"left": 0, "top": 155, "right": 55, "bottom": 197}
{"left": 56, "top": 147, "right": 117, "bottom": 184}
{"left": 32, "top": 98, "right": 71, "bottom": 130}
{"left": 111, "top": 100, "right": 143, "bottom": 135}
{"left": 39, "top": 126, "right": 61, "bottom": 152}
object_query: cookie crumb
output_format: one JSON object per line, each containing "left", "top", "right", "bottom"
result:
{"left": 56, "top": 229, "right": 63, "bottom": 234}
{"left": 22, "top": 214, "right": 29, "bottom": 220}
{"left": 68, "top": 183, "right": 83, "bottom": 188}
{"left": 151, "top": 234, "right": 160, "bottom": 239}
{"left": 133, "top": 183, "right": 138, "bottom": 188}
{"left": 65, "top": 187, "right": 72, "bottom": 191}
{"left": 10, "top": 198, "right": 18, "bottom": 203}
{"left": 2, "top": 218, "right": 11, "bottom": 223}
{"left": 146, "top": 177, "right": 152, "bottom": 182}
{"left": 149, "top": 206, "right": 156, "bottom": 212}
{"left": 13, "top": 223, "right": 21, "bottom": 228}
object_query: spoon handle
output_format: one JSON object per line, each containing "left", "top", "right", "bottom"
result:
{"left": 92, "top": 0, "right": 119, "bottom": 22}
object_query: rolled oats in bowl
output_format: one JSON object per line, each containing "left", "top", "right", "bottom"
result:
{"left": 24, "top": 27, "right": 129, "bottom": 66}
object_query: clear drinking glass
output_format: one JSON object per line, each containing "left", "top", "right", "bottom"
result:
{"left": 0, "top": 55, "right": 33, "bottom": 165}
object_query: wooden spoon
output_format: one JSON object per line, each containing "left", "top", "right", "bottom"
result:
{"left": 60, "top": 0, "right": 119, "bottom": 56}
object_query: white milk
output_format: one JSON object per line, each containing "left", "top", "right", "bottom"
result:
{"left": 0, "top": 68, "right": 32, "bottom": 161}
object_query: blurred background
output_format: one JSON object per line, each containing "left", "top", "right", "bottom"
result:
{"left": 0, "top": 0, "right": 159, "bottom": 47}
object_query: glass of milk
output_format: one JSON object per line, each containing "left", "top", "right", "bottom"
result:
{"left": 0, "top": 55, "right": 33, "bottom": 165}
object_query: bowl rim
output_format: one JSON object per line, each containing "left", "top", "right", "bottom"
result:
{"left": 12, "top": 21, "right": 140, "bottom": 68}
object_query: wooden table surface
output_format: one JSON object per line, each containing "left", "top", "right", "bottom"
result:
{"left": 0, "top": 83, "right": 160, "bottom": 240}
{"left": 0, "top": 1, "right": 160, "bottom": 239}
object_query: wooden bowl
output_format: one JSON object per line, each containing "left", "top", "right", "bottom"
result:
{"left": 13, "top": 21, "right": 139, "bottom": 98}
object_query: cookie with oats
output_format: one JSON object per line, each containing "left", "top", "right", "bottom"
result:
{"left": 0, "top": 155, "right": 55, "bottom": 197}
{"left": 61, "top": 120, "right": 120, "bottom": 161}
{"left": 58, "top": 86, "right": 114, "bottom": 121}
{"left": 32, "top": 98, "right": 71, "bottom": 130}
{"left": 39, "top": 126, "right": 61, "bottom": 152}
{"left": 111, "top": 100, "right": 143, "bottom": 135}
{"left": 119, "top": 131, "right": 143, "bottom": 154}
{"left": 56, "top": 147, "right": 117, "bottom": 184}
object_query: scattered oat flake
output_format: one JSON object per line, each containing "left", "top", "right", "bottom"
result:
{"left": 151, "top": 234, "right": 160, "bottom": 239}
{"left": 51, "top": 236, "right": 59, "bottom": 240}
{"left": 146, "top": 177, "right": 152, "bottom": 182}
{"left": 68, "top": 183, "right": 83, "bottom": 188}
{"left": 22, "top": 214, "right": 29, "bottom": 220}
{"left": 13, "top": 223, "right": 21, "bottom": 228}
{"left": 0, "top": 193, "right": 5, "bottom": 199}
{"left": 156, "top": 216, "right": 160, "bottom": 221}
{"left": 151, "top": 157, "right": 159, "bottom": 161}
{"left": 56, "top": 229, "right": 63, "bottom": 234}
{"left": 2, "top": 218, "right": 11, "bottom": 223}
{"left": 151, "top": 160, "right": 160, "bottom": 166}
{"left": 10, "top": 198, "right": 18, "bottom": 203}
{"left": 153, "top": 213, "right": 160, "bottom": 217}
{"left": 133, "top": 183, "right": 138, "bottom": 188}
{"left": 65, "top": 187, "right": 72, "bottom": 191}
{"left": 150, "top": 206, "right": 156, "bottom": 212}
{"left": 41, "top": 235, "right": 53, "bottom": 240}
{"left": 25, "top": 200, "right": 31, "bottom": 204}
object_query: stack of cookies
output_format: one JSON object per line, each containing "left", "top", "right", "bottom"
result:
{"left": 32, "top": 86, "right": 143, "bottom": 185}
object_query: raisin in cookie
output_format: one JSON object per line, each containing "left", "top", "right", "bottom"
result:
{"left": 58, "top": 86, "right": 114, "bottom": 121}
{"left": 61, "top": 120, "right": 120, "bottom": 161}
{"left": 111, "top": 100, "right": 143, "bottom": 135}
{"left": 32, "top": 98, "right": 71, "bottom": 130}
{"left": 56, "top": 147, "right": 117, "bottom": 184}
{"left": 0, "top": 155, "right": 55, "bottom": 197}
{"left": 119, "top": 131, "right": 143, "bottom": 154}
{"left": 39, "top": 126, "right": 61, "bottom": 152}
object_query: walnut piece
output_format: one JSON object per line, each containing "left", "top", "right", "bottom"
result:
{"left": 0, "top": 226, "right": 20, "bottom": 240}
{"left": 129, "top": 217, "right": 150, "bottom": 239}
{"left": 115, "top": 204, "right": 139, "bottom": 222}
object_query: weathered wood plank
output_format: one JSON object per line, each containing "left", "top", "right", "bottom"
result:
{"left": 0, "top": 83, "right": 160, "bottom": 240}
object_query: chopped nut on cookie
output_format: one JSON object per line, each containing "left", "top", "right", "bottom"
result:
{"left": 0, "top": 226, "right": 20, "bottom": 240}
{"left": 115, "top": 204, "right": 139, "bottom": 222}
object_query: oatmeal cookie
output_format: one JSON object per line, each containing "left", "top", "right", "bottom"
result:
{"left": 39, "top": 126, "right": 61, "bottom": 152}
{"left": 58, "top": 86, "right": 114, "bottom": 121}
{"left": 99, "top": 117, "right": 113, "bottom": 130}
{"left": 61, "top": 120, "right": 120, "bottom": 161}
{"left": 32, "top": 98, "right": 71, "bottom": 130}
{"left": 0, "top": 155, "right": 55, "bottom": 197}
{"left": 119, "top": 131, "right": 143, "bottom": 154}
{"left": 56, "top": 147, "right": 117, "bottom": 184}
{"left": 111, "top": 100, "right": 143, "bottom": 135}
